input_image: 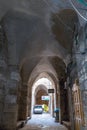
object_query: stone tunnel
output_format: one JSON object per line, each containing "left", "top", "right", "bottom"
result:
{"left": 0, "top": 0, "right": 87, "bottom": 130}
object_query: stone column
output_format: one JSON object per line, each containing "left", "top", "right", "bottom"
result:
{"left": 68, "top": 87, "right": 74, "bottom": 130}
{"left": 2, "top": 65, "right": 20, "bottom": 130}
{"left": 0, "top": 24, "right": 9, "bottom": 129}
{"left": 27, "top": 87, "right": 32, "bottom": 118}
{"left": 0, "top": 64, "right": 7, "bottom": 130}
{"left": 18, "top": 84, "right": 28, "bottom": 120}
{"left": 77, "top": 54, "right": 87, "bottom": 130}
{"left": 74, "top": 25, "right": 87, "bottom": 130}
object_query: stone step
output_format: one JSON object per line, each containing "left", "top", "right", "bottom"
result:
{"left": 62, "top": 121, "right": 71, "bottom": 130}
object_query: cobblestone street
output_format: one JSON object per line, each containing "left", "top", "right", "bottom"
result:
{"left": 19, "top": 113, "right": 68, "bottom": 130}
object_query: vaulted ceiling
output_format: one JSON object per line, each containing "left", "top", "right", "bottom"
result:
{"left": 0, "top": 0, "right": 85, "bottom": 86}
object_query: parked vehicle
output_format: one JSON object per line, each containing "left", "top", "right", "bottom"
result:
{"left": 33, "top": 105, "right": 43, "bottom": 114}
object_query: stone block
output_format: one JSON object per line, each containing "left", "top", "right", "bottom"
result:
{"left": 0, "top": 80, "right": 4, "bottom": 89}
{"left": 10, "top": 71, "right": 20, "bottom": 81}
{"left": 19, "top": 97, "right": 27, "bottom": 104}
{"left": 0, "top": 59, "right": 7, "bottom": 68}
{"left": 84, "top": 80, "right": 87, "bottom": 90}
{"left": 21, "top": 89, "right": 27, "bottom": 96}
{"left": 9, "top": 87, "right": 17, "bottom": 95}
{"left": 0, "top": 89, "right": 4, "bottom": 103}
{"left": 5, "top": 95, "right": 17, "bottom": 104}
{"left": 0, "top": 102, "right": 3, "bottom": 111}
{"left": 0, "top": 102, "right": 3, "bottom": 124}
{"left": 4, "top": 103, "right": 18, "bottom": 112}
{"left": 7, "top": 80, "right": 18, "bottom": 95}
{"left": 82, "top": 91, "right": 87, "bottom": 102}
{"left": 2, "top": 112, "right": 17, "bottom": 130}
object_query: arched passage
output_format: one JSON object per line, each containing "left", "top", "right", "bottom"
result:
{"left": 35, "top": 86, "right": 48, "bottom": 105}
{"left": 17, "top": 55, "right": 67, "bottom": 123}
{"left": 31, "top": 75, "right": 57, "bottom": 116}
{"left": 1, "top": 1, "right": 86, "bottom": 130}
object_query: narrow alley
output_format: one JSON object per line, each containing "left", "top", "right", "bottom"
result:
{"left": 0, "top": 1, "right": 87, "bottom": 130}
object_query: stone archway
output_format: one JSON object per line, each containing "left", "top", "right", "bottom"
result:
{"left": 0, "top": 1, "right": 83, "bottom": 130}
{"left": 35, "top": 87, "right": 48, "bottom": 105}
{"left": 30, "top": 72, "right": 57, "bottom": 117}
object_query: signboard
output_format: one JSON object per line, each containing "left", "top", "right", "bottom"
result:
{"left": 41, "top": 96, "right": 50, "bottom": 101}
{"left": 48, "top": 89, "right": 54, "bottom": 93}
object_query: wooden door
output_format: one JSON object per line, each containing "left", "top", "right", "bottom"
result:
{"left": 72, "top": 84, "right": 84, "bottom": 130}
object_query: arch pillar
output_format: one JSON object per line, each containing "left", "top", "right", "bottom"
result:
{"left": 0, "top": 60, "right": 7, "bottom": 130}
{"left": 18, "top": 83, "right": 28, "bottom": 120}
{"left": 0, "top": 65, "right": 20, "bottom": 130}
{"left": 27, "top": 85, "right": 32, "bottom": 118}
{"left": 68, "top": 24, "right": 87, "bottom": 130}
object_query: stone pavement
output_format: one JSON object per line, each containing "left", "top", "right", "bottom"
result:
{"left": 19, "top": 113, "right": 68, "bottom": 130}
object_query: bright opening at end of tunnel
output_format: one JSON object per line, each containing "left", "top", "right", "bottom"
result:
{"left": 31, "top": 77, "right": 56, "bottom": 117}
{"left": 34, "top": 78, "right": 52, "bottom": 87}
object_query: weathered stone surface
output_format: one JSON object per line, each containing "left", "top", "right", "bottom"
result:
{"left": 10, "top": 71, "right": 20, "bottom": 81}
{"left": 2, "top": 112, "right": 17, "bottom": 130}
{"left": 74, "top": 25, "right": 87, "bottom": 128}
{"left": 0, "top": 59, "right": 7, "bottom": 68}
{"left": 7, "top": 80, "right": 18, "bottom": 95}
{"left": 0, "top": 1, "right": 87, "bottom": 130}
{"left": 0, "top": 102, "right": 3, "bottom": 124}
{"left": 82, "top": 91, "right": 87, "bottom": 112}
{"left": 5, "top": 95, "right": 17, "bottom": 104}
{"left": 0, "top": 89, "right": 4, "bottom": 102}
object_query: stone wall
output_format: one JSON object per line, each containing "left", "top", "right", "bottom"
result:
{"left": 0, "top": 24, "right": 20, "bottom": 130}
{"left": 0, "top": 68, "right": 20, "bottom": 130}
{"left": 18, "top": 84, "right": 28, "bottom": 120}
{"left": 66, "top": 35, "right": 78, "bottom": 130}
{"left": 0, "top": 74, "right": 6, "bottom": 130}
{"left": 69, "top": 24, "right": 87, "bottom": 130}
{"left": 76, "top": 26, "right": 87, "bottom": 130}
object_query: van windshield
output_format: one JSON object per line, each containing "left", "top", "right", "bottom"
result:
{"left": 34, "top": 105, "right": 42, "bottom": 108}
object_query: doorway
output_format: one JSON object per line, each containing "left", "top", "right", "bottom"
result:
{"left": 72, "top": 81, "right": 84, "bottom": 130}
